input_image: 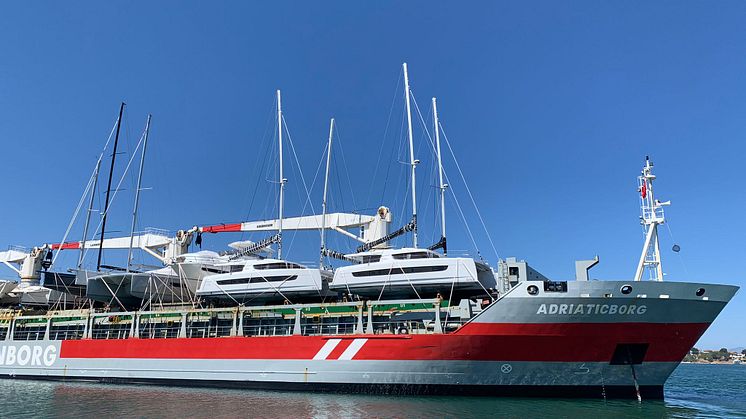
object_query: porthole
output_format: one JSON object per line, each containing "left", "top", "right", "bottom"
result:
{"left": 620, "top": 285, "right": 633, "bottom": 295}
{"left": 527, "top": 285, "right": 539, "bottom": 296}
{"left": 696, "top": 288, "right": 706, "bottom": 297}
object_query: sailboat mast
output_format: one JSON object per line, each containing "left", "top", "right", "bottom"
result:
{"left": 403, "top": 62, "right": 418, "bottom": 248}
{"left": 320, "top": 118, "right": 334, "bottom": 267}
{"left": 97, "top": 102, "right": 125, "bottom": 271}
{"left": 127, "top": 114, "right": 151, "bottom": 273}
{"left": 277, "top": 90, "right": 285, "bottom": 259}
{"left": 432, "top": 97, "right": 447, "bottom": 255}
{"left": 79, "top": 159, "right": 101, "bottom": 269}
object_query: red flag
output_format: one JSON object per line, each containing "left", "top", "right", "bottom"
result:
{"left": 641, "top": 180, "right": 647, "bottom": 199}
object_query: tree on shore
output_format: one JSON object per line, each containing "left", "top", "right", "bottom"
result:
{"left": 691, "top": 347, "right": 700, "bottom": 355}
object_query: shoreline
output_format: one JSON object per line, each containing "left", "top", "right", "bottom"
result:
{"left": 681, "top": 361, "right": 743, "bottom": 365}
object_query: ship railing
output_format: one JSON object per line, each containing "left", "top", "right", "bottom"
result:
{"left": 50, "top": 324, "right": 85, "bottom": 340}
{"left": 365, "top": 299, "right": 446, "bottom": 335}
{"left": 91, "top": 314, "right": 134, "bottom": 339}
{"left": 185, "top": 310, "right": 235, "bottom": 338}
{"left": 3, "top": 298, "right": 459, "bottom": 342}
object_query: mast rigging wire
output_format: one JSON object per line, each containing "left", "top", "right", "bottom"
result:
{"left": 439, "top": 121, "right": 501, "bottom": 263}
{"left": 281, "top": 114, "right": 318, "bottom": 258}
{"left": 53, "top": 118, "right": 120, "bottom": 265}
{"left": 333, "top": 124, "right": 358, "bottom": 212}
{"left": 367, "top": 69, "right": 403, "bottom": 210}
{"left": 240, "top": 102, "right": 277, "bottom": 241}
{"left": 408, "top": 91, "right": 501, "bottom": 263}
{"left": 77, "top": 125, "right": 148, "bottom": 267}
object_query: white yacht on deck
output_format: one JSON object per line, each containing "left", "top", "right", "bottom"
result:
{"left": 331, "top": 248, "right": 496, "bottom": 300}
{"left": 196, "top": 258, "right": 333, "bottom": 304}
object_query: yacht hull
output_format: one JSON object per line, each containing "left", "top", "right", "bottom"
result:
{"left": 331, "top": 257, "right": 496, "bottom": 300}
{"left": 87, "top": 272, "right": 198, "bottom": 309}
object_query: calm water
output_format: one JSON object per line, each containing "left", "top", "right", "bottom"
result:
{"left": 0, "top": 364, "right": 743, "bottom": 418}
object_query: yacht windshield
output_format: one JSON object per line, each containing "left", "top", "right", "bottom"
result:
{"left": 392, "top": 251, "right": 438, "bottom": 260}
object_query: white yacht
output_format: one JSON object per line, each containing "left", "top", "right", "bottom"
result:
{"left": 197, "top": 258, "right": 333, "bottom": 304}
{"left": 331, "top": 248, "right": 495, "bottom": 300}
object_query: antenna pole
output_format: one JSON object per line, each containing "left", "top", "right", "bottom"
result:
{"left": 432, "top": 97, "right": 447, "bottom": 255}
{"left": 79, "top": 159, "right": 101, "bottom": 269}
{"left": 97, "top": 102, "right": 125, "bottom": 271}
{"left": 403, "top": 63, "right": 418, "bottom": 248}
{"left": 634, "top": 157, "right": 667, "bottom": 281}
{"left": 277, "top": 90, "right": 285, "bottom": 259}
{"left": 127, "top": 114, "right": 151, "bottom": 273}
{"left": 320, "top": 118, "right": 334, "bottom": 268}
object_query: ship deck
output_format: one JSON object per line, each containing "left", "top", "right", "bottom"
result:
{"left": 0, "top": 298, "right": 468, "bottom": 342}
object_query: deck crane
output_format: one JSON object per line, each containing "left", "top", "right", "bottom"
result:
{"left": 52, "top": 228, "right": 197, "bottom": 264}
{"left": 0, "top": 229, "right": 198, "bottom": 288}
{"left": 198, "top": 207, "right": 394, "bottom": 260}
{"left": 0, "top": 245, "right": 51, "bottom": 287}
{"left": 0, "top": 205, "right": 393, "bottom": 302}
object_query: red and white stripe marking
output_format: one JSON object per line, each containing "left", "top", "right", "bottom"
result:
{"left": 313, "top": 339, "right": 368, "bottom": 360}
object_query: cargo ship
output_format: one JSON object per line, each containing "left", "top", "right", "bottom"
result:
{"left": 0, "top": 151, "right": 736, "bottom": 401}
{"left": 0, "top": 65, "right": 737, "bottom": 400}
{"left": 0, "top": 276, "right": 737, "bottom": 399}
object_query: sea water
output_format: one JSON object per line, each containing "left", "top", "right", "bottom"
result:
{"left": 0, "top": 363, "right": 743, "bottom": 418}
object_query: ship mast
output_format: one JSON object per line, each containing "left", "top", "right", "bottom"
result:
{"left": 320, "top": 118, "right": 334, "bottom": 267}
{"left": 127, "top": 114, "right": 151, "bottom": 273}
{"left": 403, "top": 63, "right": 418, "bottom": 248}
{"left": 432, "top": 97, "right": 447, "bottom": 255}
{"left": 634, "top": 157, "right": 669, "bottom": 281}
{"left": 97, "top": 102, "right": 125, "bottom": 271}
{"left": 277, "top": 90, "right": 286, "bottom": 259}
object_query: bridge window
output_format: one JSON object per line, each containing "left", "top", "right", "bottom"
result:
{"left": 359, "top": 255, "right": 381, "bottom": 263}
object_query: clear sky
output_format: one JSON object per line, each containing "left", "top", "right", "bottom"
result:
{"left": 0, "top": 2, "right": 743, "bottom": 349}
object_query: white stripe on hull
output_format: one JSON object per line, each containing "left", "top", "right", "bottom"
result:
{"left": 313, "top": 339, "right": 341, "bottom": 360}
{"left": 338, "top": 339, "right": 367, "bottom": 360}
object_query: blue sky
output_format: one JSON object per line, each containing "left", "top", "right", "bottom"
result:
{"left": 0, "top": 2, "right": 744, "bottom": 348}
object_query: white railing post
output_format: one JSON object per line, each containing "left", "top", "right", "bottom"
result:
{"left": 131, "top": 313, "right": 140, "bottom": 339}
{"left": 44, "top": 317, "right": 52, "bottom": 340}
{"left": 293, "top": 308, "right": 302, "bottom": 336}
{"left": 179, "top": 312, "right": 188, "bottom": 338}
{"left": 85, "top": 312, "right": 94, "bottom": 339}
{"left": 434, "top": 303, "right": 443, "bottom": 334}
{"left": 82, "top": 314, "right": 89, "bottom": 339}
{"left": 237, "top": 309, "right": 244, "bottom": 337}
{"left": 7, "top": 317, "right": 15, "bottom": 341}
{"left": 366, "top": 305, "right": 374, "bottom": 334}
{"left": 355, "top": 304, "right": 364, "bottom": 334}
{"left": 230, "top": 309, "right": 238, "bottom": 337}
